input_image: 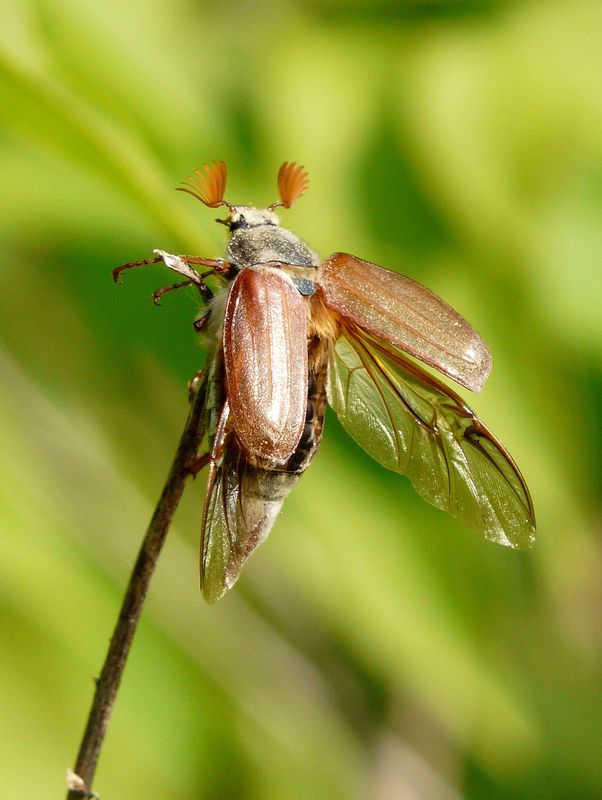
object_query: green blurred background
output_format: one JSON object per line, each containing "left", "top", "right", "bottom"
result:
{"left": 1, "top": 0, "right": 601, "bottom": 797}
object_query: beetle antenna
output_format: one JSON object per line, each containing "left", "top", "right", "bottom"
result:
{"left": 270, "top": 161, "right": 309, "bottom": 209}
{"left": 176, "top": 161, "right": 234, "bottom": 210}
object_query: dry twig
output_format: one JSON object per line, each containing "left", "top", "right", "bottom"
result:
{"left": 66, "top": 378, "right": 208, "bottom": 799}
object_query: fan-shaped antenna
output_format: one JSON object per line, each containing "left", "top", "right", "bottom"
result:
{"left": 271, "top": 161, "right": 309, "bottom": 209}
{"left": 176, "top": 161, "right": 231, "bottom": 209}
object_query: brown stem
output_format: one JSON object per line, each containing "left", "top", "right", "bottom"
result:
{"left": 66, "top": 377, "right": 208, "bottom": 799}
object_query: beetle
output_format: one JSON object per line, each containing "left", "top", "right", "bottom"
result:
{"left": 114, "top": 161, "right": 536, "bottom": 603}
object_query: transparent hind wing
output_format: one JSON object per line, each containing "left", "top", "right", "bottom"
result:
{"left": 327, "top": 326, "right": 535, "bottom": 548}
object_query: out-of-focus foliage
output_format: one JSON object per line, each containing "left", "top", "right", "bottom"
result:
{"left": 1, "top": 0, "right": 601, "bottom": 797}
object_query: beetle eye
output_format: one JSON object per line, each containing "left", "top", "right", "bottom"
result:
{"left": 230, "top": 214, "right": 246, "bottom": 230}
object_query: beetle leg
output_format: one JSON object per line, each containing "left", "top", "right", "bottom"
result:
{"left": 114, "top": 252, "right": 234, "bottom": 300}
{"left": 178, "top": 256, "right": 232, "bottom": 274}
{"left": 188, "top": 452, "right": 213, "bottom": 476}
{"left": 193, "top": 311, "right": 211, "bottom": 333}
{"left": 153, "top": 250, "right": 232, "bottom": 280}
{"left": 112, "top": 257, "right": 162, "bottom": 283}
{"left": 153, "top": 250, "right": 234, "bottom": 299}
{"left": 188, "top": 368, "right": 206, "bottom": 402}
{"left": 152, "top": 279, "right": 195, "bottom": 305}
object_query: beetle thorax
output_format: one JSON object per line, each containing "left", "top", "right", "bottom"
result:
{"left": 225, "top": 206, "right": 319, "bottom": 270}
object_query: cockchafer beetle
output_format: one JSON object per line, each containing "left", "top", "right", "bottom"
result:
{"left": 114, "top": 161, "right": 535, "bottom": 603}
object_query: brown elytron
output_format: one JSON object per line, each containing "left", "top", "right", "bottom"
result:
{"left": 319, "top": 253, "right": 491, "bottom": 392}
{"left": 115, "top": 161, "right": 536, "bottom": 602}
{"left": 223, "top": 265, "right": 308, "bottom": 462}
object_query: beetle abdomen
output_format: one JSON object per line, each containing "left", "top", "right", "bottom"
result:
{"left": 285, "top": 337, "right": 328, "bottom": 474}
